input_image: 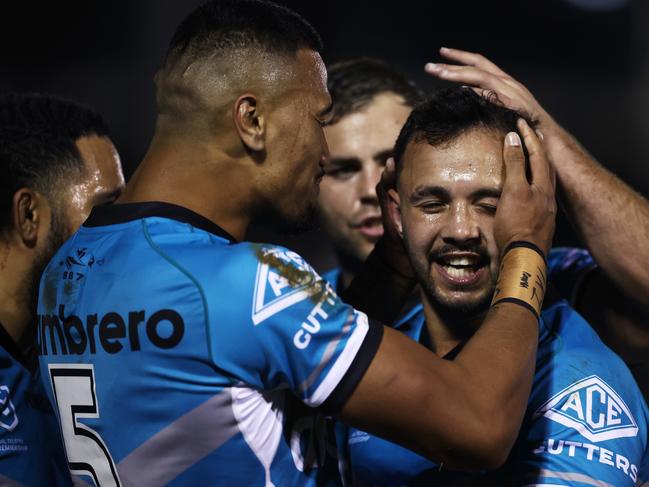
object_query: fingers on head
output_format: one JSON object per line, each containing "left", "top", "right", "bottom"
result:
{"left": 439, "top": 47, "right": 508, "bottom": 76}
{"left": 516, "top": 119, "right": 552, "bottom": 187}
{"left": 502, "top": 131, "right": 526, "bottom": 185}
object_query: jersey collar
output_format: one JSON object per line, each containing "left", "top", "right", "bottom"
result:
{"left": 83, "top": 201, "right": 238, "bottom": 243}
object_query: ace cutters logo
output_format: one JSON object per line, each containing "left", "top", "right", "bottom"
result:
{"left": 534, "top": 375, "right": 638, "bottom": 442}
{"left": 0, "top": 385, "right": 18, "bottom": 431}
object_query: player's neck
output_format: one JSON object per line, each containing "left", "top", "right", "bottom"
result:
{"left": 421, "top": 293, "right": 485, "bottom": 357}
{"left": 118, "top": 136, "right": 255, "bottom": 241}
{"left": 0, "top": 250, "right": 34, "bottom": 344}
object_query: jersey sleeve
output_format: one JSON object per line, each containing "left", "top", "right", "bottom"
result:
{"left": 210, "top": 245, "right": 383, "bottom": 412}
{"left": 547, "top": 247, "right": 597, "bottom": 306}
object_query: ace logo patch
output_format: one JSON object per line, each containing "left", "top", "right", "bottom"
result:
{"left": 534, "top": 375, "right": 638, "bottom": 442}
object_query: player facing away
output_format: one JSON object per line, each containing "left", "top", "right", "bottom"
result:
{"left": 36, "top": 1, "right": 556, "bottom": 485}
{"left": 318, "top": 59, "right": 422, "bottom": 290}
{"left": 341, "top": 88, "right": 649, "bottom": 486}
{"left": 0, "top": 93, "right": 124, "bottom": 486}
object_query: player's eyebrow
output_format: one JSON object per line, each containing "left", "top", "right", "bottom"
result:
{"left": 471, "top": 188, "right": 501, "bottom": 200}
{"left": 409, "top": 185, "right": 450, "bottom": 204}
{"left": 326, "top": 156, "right": 361, "bottom": 168}
{"left": 373, "top": 149, "right": 393, "bottom": 163}
{"left": 318, "top": 101, "right": 333, "bottom": 122}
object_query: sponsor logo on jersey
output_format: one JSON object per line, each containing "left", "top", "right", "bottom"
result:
{"left": 534, "top": 375, "right": 638, "bottom": 442}
{"left": 533, "top": 437, "right": 639, "bottom": 483}
{"left": 252, "top": 248, "right": 332, "bottom": 325}
{"left": 0, "top": 386, "right": 18, "bottom": 431}
{"left": 37, "top": 305, "right": 185, "bottom": 356}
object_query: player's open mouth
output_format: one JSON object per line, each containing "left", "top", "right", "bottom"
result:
{"left": 355, "top": 216, "right": 384, "bottom": 240}
{"left": 433, "top": 253, "right": 487, "bottom": 286}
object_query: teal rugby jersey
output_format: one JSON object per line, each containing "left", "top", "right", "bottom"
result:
{"left": 0, "top": 325, "right": 72, "bottom": 487}
{"left": 35, "top": 202, "right": 382, "bottom": 486}
{"left": 340, "top": 248, "right": 649, "bottom": 486}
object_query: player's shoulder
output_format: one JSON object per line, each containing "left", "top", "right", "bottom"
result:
{"left": 190, "top": 242, "right": 331, "bottom": 325}
{"left": 539, "top": 300, "right": 638, "bottom": 382}
{"left": 192, "top": 242, "right": 322, "bottom": 289}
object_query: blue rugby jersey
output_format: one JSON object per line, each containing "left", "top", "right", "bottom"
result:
{"left": 0, "top": 325, "right": 72, "bottom": 487}
{"left": 340, "top": 249, "right": 649, "bottom": 486}
{"left": 35, "top": 202, "right": 383, "bottom": 486}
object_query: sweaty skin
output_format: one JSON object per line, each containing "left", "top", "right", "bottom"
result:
{"left": 63, "top": 135, "right": 125, "bottom": 232}
{"left": 425, "top": 47, "right": 649, "bottom": 397}
{"left": 397, "top": 129, "right": 503, "bottom": 354}
{"left": 0, "top": 134, "right": 124, "bottom": 344}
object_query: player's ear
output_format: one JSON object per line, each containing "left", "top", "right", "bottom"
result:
{"left": 233, "top": 93, "right": 265, "bottom": 152}
{"left": 387, "top": 188, "right": 403, "bottom": 238}
{"left": 12, "top": 188, "right": 46, "bottom": 247}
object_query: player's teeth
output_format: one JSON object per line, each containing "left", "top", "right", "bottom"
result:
{"left": 445, "top": 266, "right": 466, "bottom": 278}
{"left": 448, "top": 257, "right": 471, "bottom": 266}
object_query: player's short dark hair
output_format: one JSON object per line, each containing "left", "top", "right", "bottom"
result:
{"left": 0, "top": 93, "right": 110, "bottom": 232}
{"left": 165, "top": 0, "right": 322, "bottom": 66}
{"left": 394, "top": 88, "right": 536, "bottom": 174}
{"left": 326, "top": 58, "right": 423, "bottom": 125}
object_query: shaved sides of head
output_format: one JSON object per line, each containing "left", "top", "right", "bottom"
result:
{"left": 154, "top": 0, "right": 322, "bottom": 132}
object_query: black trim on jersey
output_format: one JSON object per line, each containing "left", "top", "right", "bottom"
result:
{"left": 83, "top": 201, "right": 237, "bottom": 243}
{"left": 0, "top": 320, "right": 31, "bottom": 371}
{"left": 319, "top": 318, "right": 384, "bottom": 414}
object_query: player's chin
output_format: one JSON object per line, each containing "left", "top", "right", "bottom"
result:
{"left": 280, "top": 203, "right": 318, "bottom": 235}
{"left": 437, "top": 290, "right": 493, "bottom": 316}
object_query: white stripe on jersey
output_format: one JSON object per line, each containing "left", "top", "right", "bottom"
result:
{"left": 528, "top": 469, "right": 615, "bottom": 487}
{"left": 305, "top": 311, "right": 369, "bottom": 408}
{"left": 230, "top": 386, "right": 284, "bottom": 487}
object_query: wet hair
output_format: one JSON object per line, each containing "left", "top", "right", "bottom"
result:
{"left": 164, "top": 0, "right": 322, "bottom": 66}
{"left": 394, "top": 87, "right": 536, "bottom": 174}
{"left": 326, "top": 58, "right": 423, "bottom": 125}
{"left": 0, "top": 92, "right": 110, "bottom": 232}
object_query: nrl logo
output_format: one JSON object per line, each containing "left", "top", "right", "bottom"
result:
{"left": 534, "top": 375, "right": 638, "bottom": 443}
{"left": 0, "top": 385, "right": 19, "bottom": 431}
{"left": 252, "top": 248, "right": 324, "bottom": 325}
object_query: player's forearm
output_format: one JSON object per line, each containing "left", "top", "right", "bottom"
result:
{"left": 545, "top": 123, "right": 649, "bottom": 306}
{"left": 340, "top": 310, "right": 538, "bottom": 471}
{"left": 340, "top": 238, "right": 416, "bottom": 324}
{"left": 439, "top": 302, "right": 538, "bottom": 467}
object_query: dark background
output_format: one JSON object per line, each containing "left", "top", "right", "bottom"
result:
{"left": 1, "top": 0, "right": 646, "bottom": 271}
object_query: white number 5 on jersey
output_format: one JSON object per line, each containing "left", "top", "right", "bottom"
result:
{"left": 49, "top": 364, "right": 121, "bottom": 487}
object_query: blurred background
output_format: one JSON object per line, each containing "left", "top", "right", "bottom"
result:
{"left": 1, "top": 0, "right": 647, "bottom": 271}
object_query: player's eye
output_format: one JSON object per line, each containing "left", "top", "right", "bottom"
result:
{"left": 419, "top": 201, "right": 446, "bottom": 213}
{"left": 326, "top": 166, "right": 357, "bottom": 180}
{"left": 476, "top": 199, "right": 498, "bottom": 215}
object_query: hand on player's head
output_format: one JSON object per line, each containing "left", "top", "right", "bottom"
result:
{"left": 424, "top": 47, "right": 550, "bottom": 127}
{"left": 494, "top": 120, "right": 556, "bottom": 256}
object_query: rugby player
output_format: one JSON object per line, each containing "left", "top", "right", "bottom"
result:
{"left": 0, "top": 93, "right": 124, "bottom": 486}
{"left": 319, "top": 59, "right": 422, "bottom": 290}
{"left": 35, "top": 2, "right": 556, "bottom": 485}
{"left": 342, "top": 88, "right": 649, "bottom": 486}
{"left": 427, "top": 48, "right": 649, "bottom": 397}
